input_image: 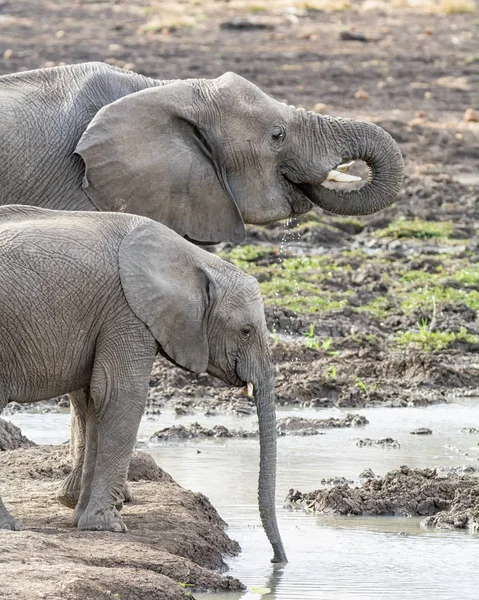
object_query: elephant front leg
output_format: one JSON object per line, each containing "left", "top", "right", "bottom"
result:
{"left": 0, "top": 496, "right": 20, "bottom": 531}
{"left": 76, "top": 396, "right": 146, "bottom": 533}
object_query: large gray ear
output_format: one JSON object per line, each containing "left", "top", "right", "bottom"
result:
{"left": 75, "top": 81, "right": 245, "bottom": 244}
{"left": 119, "top": 221, "right": 210, "bottom": 373}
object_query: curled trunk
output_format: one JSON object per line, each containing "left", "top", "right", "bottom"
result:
{"left": 255, "top": 375, "right": 288, "bottom": 563}
{"left": 301, "top": 116, "right": 404, "bottom": 216}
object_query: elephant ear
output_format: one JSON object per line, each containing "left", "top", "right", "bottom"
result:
{"left": 75, "top": 81, "right": 245, "bottom": 244}
{"left": 119, "top": 220, "right": 210, "bottom": 373}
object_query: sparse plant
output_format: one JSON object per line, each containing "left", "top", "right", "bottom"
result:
{"left": 325, "top": 365, "right": 337, "bottom": 381}
{"left": 270, "top": 326, "right": 279, "bottom": 344}
{"left": 354, "top": 377, "right": 376, "bottom": 396}
{"left": 304, "top": 323, "right": 320, "bottom": 349}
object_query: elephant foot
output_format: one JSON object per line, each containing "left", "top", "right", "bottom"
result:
{"left": 77, "top": 505, "right": 128, "bottom": 533}
{"left": 122, "top": 481, "right": 134, "bottom": 503}
{"left": 0, "top": 513, "right": 21, "bottom": 531}
{"left": 57, "top": 466, "right": 82, "bottom": 509}
{"left": 58, "top": 468, "right": 133, "bottom": 510}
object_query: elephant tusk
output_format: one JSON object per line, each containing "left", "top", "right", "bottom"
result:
{"left": 337, "top": 161, "right": 356, "bottom": 173}
{"left": 243, "top": 382, "right": 254, "bottom": 398}
{"left": 326, "top": 168, "right": 362, "bottom": 183}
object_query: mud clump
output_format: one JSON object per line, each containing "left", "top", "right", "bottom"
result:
{"left": 354, "top": 437, "right": 401, "bottom": 449}
{"left": 0, "top": 445, "right": 244, "bottom": 600}
{"left": 150, "top": 422, "right": 255, "bottom": 441}
{"left": 287, "top": 466, "right": 479, "bottom": 532}
{"left": 277, "top": 413, "right": 368, "bottom": 436}
{"left": 0, "top": 418, "right": 36, "bottom": 451}
{"left": 410, "top": 427, "right": 433, "bottom": 435}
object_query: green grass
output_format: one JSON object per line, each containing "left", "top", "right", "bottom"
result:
{"left": 401, "top": 287, "right": 479, "bottom": 314}
{"left": 396, "top": 326, "right": 478, "bottom": 352}
{"left": 376, "top": 217, "right": 454, "bottom": 240}
{"left": 219, "top": 235, "right": 478, "bottom": 335}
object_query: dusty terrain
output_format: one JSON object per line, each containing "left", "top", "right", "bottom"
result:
{"left": 0, "top": 440, "right": 243, "bottom": 600}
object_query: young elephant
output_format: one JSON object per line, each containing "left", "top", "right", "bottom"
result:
{"left": 0, "top": 205, "right": 287, "bottom": 563}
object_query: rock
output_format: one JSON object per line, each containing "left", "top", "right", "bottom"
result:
{"left": 464, "top": 108, "right": 479, "bottom": 123}
{"left": 107, "top": 43, "right": 123, "bottom": 53}
{"left": 313, "top": 102, "right": 328, "bottom": 113}
{"left": 220, "top": 17, "right": 276, "bottom": 31}
{"left": 3, "top": 48, "right": 15, "bottom": 60}
{"left": 359, "top": 468, "right": 376, "bottom": 479}
{"left": 288, "top": 465, "right": 479, "bottom": 531}
{"left": 0, "top": 418, "right": 36, "bottom": 451}
{"left": 320, "top": 476, "right": 354, "bottom": 486}
{"left": 354, "top": 89, "right": 369, "bottom": 100}
{"left": 354, "top": 437, "right": 401, "bottom": 449}
{"left": 340, "top": 30, "right": 370, "bottom": 42}
{"left": 461, "top": 427, "right": 478, "bottom": 434}
{"left": 410, "top": 427, "right": 433, "bottom": 435}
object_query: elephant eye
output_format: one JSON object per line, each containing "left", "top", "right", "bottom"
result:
{"left": 241, "top": 327, "right": 252, "bottom": 338}
{"left": 271, "top": 126, "right": 285, "bottom": 143}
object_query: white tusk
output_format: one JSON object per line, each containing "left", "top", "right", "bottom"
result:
{"left": 337, "top": 161, "right": 355, "bottom": 173}
{"left": 326, "top": 169, "right": 362, "bottom": 183}
{"left": 243, "top": 382, "right": 254, "bottom": 397}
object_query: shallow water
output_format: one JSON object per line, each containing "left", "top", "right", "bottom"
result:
{"left": 5, "top": 400, "right": 479, "bottom": 599}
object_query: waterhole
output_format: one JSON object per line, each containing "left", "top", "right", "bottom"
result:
{"left": 6, "top": 400, "right": 479, "bottom": 599}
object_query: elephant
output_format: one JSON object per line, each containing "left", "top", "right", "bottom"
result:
{"left": 0, "top": 61, "right": 404, "bottom": 509}
{"left": 0, "top": 205, "right": 287, "bottom": 563}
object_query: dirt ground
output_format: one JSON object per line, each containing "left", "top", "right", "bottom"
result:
{"left": 0, "top": 444, "right": 243, "bottom": 600}
{"left": 1, "top": 0, "right": 479, "bottom": 596}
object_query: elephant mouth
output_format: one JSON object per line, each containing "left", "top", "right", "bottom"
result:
{"left": 280, "top": 173, "right": 314, "bottom": 216}
{"left": 207, "top": 363, "right": 244, "bottom": 388}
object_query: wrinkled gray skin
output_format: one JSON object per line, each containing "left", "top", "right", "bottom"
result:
{"left": 0, "top": 205, "right": 287, "bottom": 563}
{"left": 0, "top": 62, "right": 404, "bottom": 510}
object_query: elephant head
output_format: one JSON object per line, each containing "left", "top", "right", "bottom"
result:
{"left": 76, "top": 72, "right": 404, "bottom": 244}
{"left": 118, "top": 220, "right": 287, "bottom": 563}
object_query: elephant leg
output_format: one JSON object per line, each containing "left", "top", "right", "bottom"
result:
{"left": 57, "top": 388, "right": 87, "bottom": 509}
{"left": 76, "top": 336, "right": 154, "bottom": 533}
{"left": 58, "top": 389, "right": 133, "bottom": 510}
{"left": 72, "top": 391, "right": 98, "bottom": 526}
{"left": 76, "top": 391, "right": 147, "bottom": 532}
{"left": 0, "top": 496, "right": 20, "bottom": 531}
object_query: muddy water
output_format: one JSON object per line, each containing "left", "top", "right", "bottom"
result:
{"left": 6, "top": 400, "right": 479, "bottom": 599}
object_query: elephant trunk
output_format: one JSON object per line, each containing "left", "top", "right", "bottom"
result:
{"left": 300, "top": 115, "right": 404, "bottom": 216}
{"left": 254, "top": 373, "right": 287, "bottom": 563}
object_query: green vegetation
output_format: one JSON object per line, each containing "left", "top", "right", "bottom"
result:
{"left": 354, "top": 377, "right": 376, "bottom": 396}
{"left": 376, "top": 217, "right": 454, "bottom": 240}
{"left": 325, "top": 365, "right": 337, "bottom": 380}
{"left": 396, "top": 326, "right": 478, "bottom": 351}
{"left": 218, "top": 213, "right": 478, "bottom": 355}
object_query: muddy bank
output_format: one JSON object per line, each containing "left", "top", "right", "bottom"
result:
{"left": 287, "top": 465, "right": 479, "bottom": 533}
{"left": 0, "top": 417, "right": 36, "bottom": 450}
{"left": 0, "top": 445, "right": 243, "bottom": 600}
